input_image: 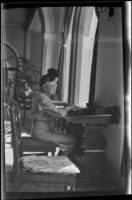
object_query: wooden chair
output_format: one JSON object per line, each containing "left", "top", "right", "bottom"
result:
{"left": 10, "top": 103, "right": 80, "bottom": 192}
{"left": 10, "top": 102, "right": 58, "bottom": 156}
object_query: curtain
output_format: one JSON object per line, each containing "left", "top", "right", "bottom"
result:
{"left": 88, "top": 7, "right": 100, "bottom": 107}
{"left": 120, "top": 132, "right": 130, "bottom": 179}
{"left": 68, "top": 7, "right": 81, "bottom": 104}
{"left": 58, "top": 7, "right": 74, "bottom": 101}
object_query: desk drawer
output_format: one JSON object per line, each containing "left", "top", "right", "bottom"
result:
{"left": 20, "top": 173, "right": 76, "bottom": 192}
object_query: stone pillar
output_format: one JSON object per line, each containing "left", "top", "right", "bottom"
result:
{"left": 41, "top": 33, "right": 63, "bottom": 75}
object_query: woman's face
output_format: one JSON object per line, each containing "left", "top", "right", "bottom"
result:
{"left": 42, "top": 80, "right": 57, "bottom": 96}
{"left": 55, "top": 77, "right": 59, "bottom": 83}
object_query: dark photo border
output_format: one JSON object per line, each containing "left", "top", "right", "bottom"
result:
{"left": 1, "top": 1, "right": 131, "bottom": 199}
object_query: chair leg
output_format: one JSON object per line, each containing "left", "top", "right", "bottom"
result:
{"left": 54, "top": 147, "right": 60, "bottom": 156}
{"left": 23, "top": 107, "right": 26, "bottom": 126}
{"left": 48, "top": 152, "right": 52, "bottom": 156}
{"left": 12, "top": 164, "right": 21, "bottom": 191}
{"left": 14, "top": 179, "right": 21, "bottom": 191}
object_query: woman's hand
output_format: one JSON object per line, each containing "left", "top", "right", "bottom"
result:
{"left": 65, "top": 104, "right": 77, "bottom": 111}
{"left": 59, "top": 109, "right": 67, "bottom": 117}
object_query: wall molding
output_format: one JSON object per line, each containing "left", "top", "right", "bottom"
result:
{"left": 44, "top": 33, "right": 63, "bottom": 41}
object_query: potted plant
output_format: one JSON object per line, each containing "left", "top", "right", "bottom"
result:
{"left": 15, "top": 57, "right": 40, "bottom": 106}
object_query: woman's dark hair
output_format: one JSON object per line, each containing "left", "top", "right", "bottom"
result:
{"left": 39, "top": 69, "right": 58, "bottom": 91}
{"left": 39, "top": 74, "right": 51, "bottom": 89}
{"left": 47, "top": 68, "right": 58, "bottom": 81}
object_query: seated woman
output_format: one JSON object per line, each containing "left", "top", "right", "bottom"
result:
{"left": 47, "top": 68, "right": 59, "bottom": 101}
{"left": 47, "top": 68, "right": 76, "bottom": 108}
{"left": 30, "top": 73, "right": 76, "bottom": 156}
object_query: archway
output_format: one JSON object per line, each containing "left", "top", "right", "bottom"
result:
{"left": 40, "top": 7, "right": 65, "bottom": 74}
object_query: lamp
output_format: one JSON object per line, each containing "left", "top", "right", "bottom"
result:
{"left": 96, "top": 6, "right": 115, "bottom": 19}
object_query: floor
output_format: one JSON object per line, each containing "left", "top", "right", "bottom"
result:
{"left": 3, "top": 109, "right": 126, "bottom": 197}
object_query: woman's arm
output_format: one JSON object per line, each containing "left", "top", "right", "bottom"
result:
{"left": 41, "top": 105, "right": 64, "bottom": 118}
{"left": 40, "top": 101, "right": 67, "bottom": 118}
{"left": 51, "top": 100, "right": 69, "bottom": 107}
{"left": 39, "top": 93, "right": 68, "bottom": 118}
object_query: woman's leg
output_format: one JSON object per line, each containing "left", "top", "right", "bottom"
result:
{"left": 32, "top": 120, "right": 76, "bottom": 156}
{"left": 60, "top": 144, "right": 75, "bottom": 156}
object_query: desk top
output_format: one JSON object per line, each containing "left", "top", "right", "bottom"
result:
{"left": 21, "top": 155, "right": 80, "bottom": 174}
{"left": 65, "top": 114, "right": 112, "bottom": 125}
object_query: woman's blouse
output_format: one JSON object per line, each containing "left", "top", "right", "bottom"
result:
{"left": 31, "top": 92, "right": 66, "bottom": 121}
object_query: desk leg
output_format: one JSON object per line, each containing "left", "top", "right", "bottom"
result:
{"left": 76, "top": 125, "right": 108, "bottom": 179}
{"left": 65, "top": 175, "right": 76, "bottom": 191}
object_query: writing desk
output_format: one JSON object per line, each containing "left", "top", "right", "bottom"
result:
{"left": 64, "top": 114, "right": 112, "bottom": 177}
{"left": 65, "top": 114, "right": 111, "bottom": 147}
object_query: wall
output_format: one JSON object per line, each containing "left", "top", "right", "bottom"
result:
{"left": 30, "top": 32, "right": 42, "bottom": 71}
{"left": 95, "top": 8, "right": 124, "bottom": 173}
{"left": 42, "top": 33, "right": 62, "bottom": 74}
{"left": 41, "top": 7, "right": 65, "bottom": 74}
{"left": 3, "top": 26, "right": 26, "bottom": 57}
{"left": 25, "top": 7, "right": 64, "bottom": 75}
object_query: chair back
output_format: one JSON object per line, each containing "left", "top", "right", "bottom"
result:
{"left": 10, "top": 103, "right": 57, "bottom": 155}
{"left": 10, "top": 103, "right": 21, "bottom": 146}
{"left": 10, "top": 103, "right": 23, "bottom": 178}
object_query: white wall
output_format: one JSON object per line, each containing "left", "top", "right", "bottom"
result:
{"left": 42, "top": 33, "right": 62, "bottom": 74}
{"left": 95, "top": 8, "right": 124, "bottom": 173}
{"left": 41, "top": 7, "right": 65, "bottom": 74}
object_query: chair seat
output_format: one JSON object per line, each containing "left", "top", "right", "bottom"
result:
{"left": 21, "top": 155, "right": 80, "bottom": 174}
{"left": 20, "top": 137, "right": 57, "bottom": 152}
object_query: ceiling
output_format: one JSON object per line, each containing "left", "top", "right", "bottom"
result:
{"left": 3, "top": 7, "right": 36, "bottom": 30}
{"left": 3, "top": 7, "right": 66, "bottom": 34}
